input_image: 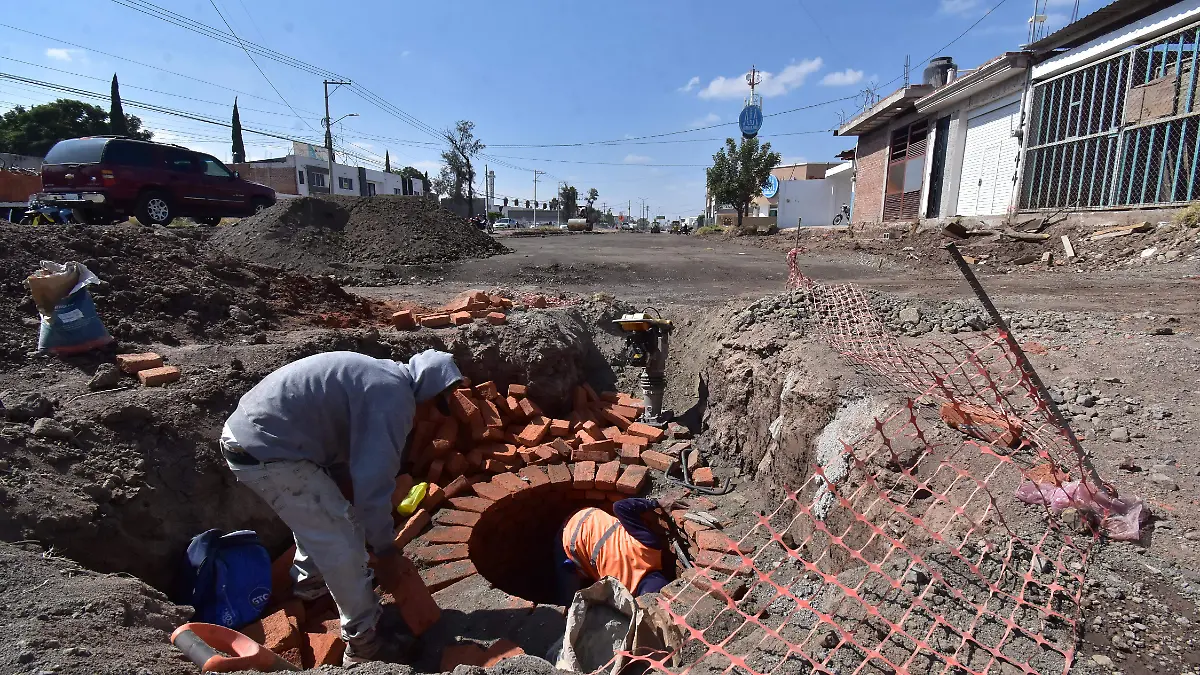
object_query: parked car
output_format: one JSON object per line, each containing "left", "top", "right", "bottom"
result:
{"left": 493, "top": 217, "right": 517, "bottom": 229}
{"left": 37, "top": 136, "right": 276, "bottom": 226}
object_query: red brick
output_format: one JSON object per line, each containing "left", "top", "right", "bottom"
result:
{"left": 581, "top": 382, "right": 600, "bottom": 402}
{"left": 516, "top": 420, "right": 550, "bottom": 447}
{"left": 576, "top": 427, "right": 606, "bottom": 444}
{"left": 683, "top": 519, "right": 712, "bottom": 539}
{"left": 600, "top": 391, "right": 621, "bottom": 403}
{"left": 243, "top": 607, "right": 302, "bottom": 652}
{"left": 443, "top": 474, "right": 470, "bottom": 498}
{"left": 305, "top": 631, "right": 345, "bottom": 667}
{"left": 517, "top": 465, "right": 550, "bottom": 488}
{"left": 421, "top": 559, "right": 478, "bottom": 592}
{"left": 595, "top": 461, "right": 621, "bottom": 490}
{"left": 598, "top": 407, "right": 633, "bottom": 431}
{"left": 641, "top": 450, "right": 677, "bottom": 473}
{"left": 423, "top": 526, "right": 472, "bottom": 544}
{"left": 499, "top": 297, "right": 514, "bottom": 308}
{"left": 692, "top": 467, "right": 716, "bottom": 487}
{"left": 434, "top": 509, "right": 481, "bottom": 527}
{"left": 450, "top": 311, "right": 473, "bottom": 326}
{"left": 694, "top": 550, "right": 747, "bottom": 575}
{"left": 605, "top": 403, "right": 639, "bottom": 419}
{"left": 116, "top": 352, "right": 163, "bottom": 374}
{"left": 471, "top": 480, "right": 509, "bottom": 501}
{"left": 391, "top": 310, "right": 417, "bottom": 330}
{"left": 138, "top": 365, "right": 181, "bottom": 386}
{"left": 508, "top": 383, "right": 528, "bottom": 397}
{"left": 482, "top": 459, "right": 506, "bottom": 473}
{"left": 517, "top": 397, "right": 537, "bottom": 419}
{"left": 573, "top": 460, "right": 597, "bottom": 489}
{"left": 450, "top": 496, "right": 494, "bottom": 513}
{"left": 412, "top": 543, "right": 469, "bottom": 564}
{"left": 483, "top": 639, "right": 526, "bottom": 666}
{"left": 615, "top": 434, "right": 650, "bottom": 448}
{"left": 420, "top": 313, "right": 452, "bottom": 328}
{"left": 393, "top": 508, "right": 431, "bottom": 549}
{"left": 491, "top": 472, "right": 529, "bottom": 494}
{"left": 441, "top": 643, "right": 488, "bottom": 670}
{"left": 270, "top": 545, "right": 296, "bottom": 601}
{"left": 426, "top": 458, "right": 445, "bottom": 484}
{"left": 445, "top": 451, "right": 469, "bottom": 478}
{"left": 601, "top": 426, "right": 622, "bottom": 440}
{"left": 448, "top": 390, "right": 485, "bottom": 428}
{"left": 549, "top": 419, "right": 572, "bottom": 437}
{"left": 474, "top": 381, "right": 499, "bottom": 400}
{"left": 627, "top": 422, "right": 667, "bottom": 442}
{"left": 547, "top": 462, "right": 572, "bottom": 486}
{"left": 517, "top": 446, "right": 539, "bottom": 464}
{"left": 378, "top": 555, "right": 441, "bottom": 636}
{"left": 550, "top": 438, "right": 573, "bottom": 458}
{"left": 431, "top": 418, "right": 458, "bottom": 454}
{"left": 619, "top": 444, "right": 642, "bottom": 465}
{"left": 685, "top": 447, "right": 702, "bottom": 474}
{"left": 486, "top": 312, "right": 507, "bottom": 325}
{"left": 696, "top": 530, "right": 752, "bottom": 554}
{"left": 573, "top": 387, "right": 589, "bottom": 412}
{"left": 390, "top": 473, "right": 415, "bottom": 508}
{"left": 572, "top": 439, "right": 614, "bottom": 462}
{"left": 616, "top": 465, "right": 649, "bottom": 495}
{"left": 424, "top": 482, "right": 446, "bottom": 510}
{"left": 532, "top": 445, "right": 558, "bottom": 464}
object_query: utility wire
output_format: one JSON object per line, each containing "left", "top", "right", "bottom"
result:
{"left": 205, "top": 0, "right": 316, "bottom": 132}
{"left": 0, "top": 23, "right": 321, "bottom": 114}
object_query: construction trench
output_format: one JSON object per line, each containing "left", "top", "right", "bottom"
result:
{"left": 0, "top": 209, "right": 1198, "bottom": 675}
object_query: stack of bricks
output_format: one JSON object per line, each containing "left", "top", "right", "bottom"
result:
{"left": 392, "top": 289, "right": 513, "bottom": 331}
{"left": 665, "top": 500, "right": 755, "bottom": 578}
{"left": 115, "top": 352, "right": 181, "bottom": 387}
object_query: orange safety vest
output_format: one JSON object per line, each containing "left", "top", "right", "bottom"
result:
{"left": 561, "top": 507, "right": 662, "bottom": 594}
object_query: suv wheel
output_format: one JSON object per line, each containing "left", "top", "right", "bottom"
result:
{"left": 251, "top": 198, "right": 272, "bottom": 214}
{"left": 137, "top": 191, "right": 174, "bottom": 226}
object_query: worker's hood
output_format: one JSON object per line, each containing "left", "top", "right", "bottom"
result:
{"left": 405, "top": 350, "right": 463, "bottom": 402}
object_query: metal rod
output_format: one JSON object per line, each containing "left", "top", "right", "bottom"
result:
{"left": 1185, "top": 28, "right": 1200, "bottom": 115}
{"left": 943, "top": 243, "right": 1112, "bottom": 495}
{"left": 1138, "top": 125, "right": 1156, "bottom": 205}
{"left": 1124, "top": 127, "right": 1142, "bottom": 205}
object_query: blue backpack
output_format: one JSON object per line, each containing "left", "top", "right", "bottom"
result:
{"left": 181, "top": 529, "right": 273, "bottom": 628}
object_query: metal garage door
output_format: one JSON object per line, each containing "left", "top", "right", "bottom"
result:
{"left": 956, "top": 97, "right": 1022, "bottom": 216}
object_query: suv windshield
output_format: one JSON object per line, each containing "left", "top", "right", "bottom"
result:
{"left": 200, "top": 155, "right": 232, "bottom": 177}
{"left": 44, "top": 137, "right": 109, "bottom": 164}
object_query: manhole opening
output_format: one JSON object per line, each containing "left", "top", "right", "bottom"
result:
{"left": 469, "top": 489, "right": 620, "bottom": 605}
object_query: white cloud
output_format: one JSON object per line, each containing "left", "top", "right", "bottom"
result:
{"left": 698, "top": 58, "right": 823, "bottom": 99}
{"left": 408, "top": 160, "right": 442, "bottom": 174}
{"left": 820, "top": 69, "right": 864, "bottom": 87}
{"left": 689, "top": 112, "right": 720, "bottom": 128}
{"left": 940, "top": 0, "right": 982, "bottom": 15}
{"left": 678, "top": 76, "right": 700, "bottom": 93}
{"left": 45, "top": 48, "right": 82, "bottom": 62}
{"left": 401, "top": 50, "right": 411, "bottom": 58}
{"left": 623, "top": 154, "right": 652, "bottom": 164}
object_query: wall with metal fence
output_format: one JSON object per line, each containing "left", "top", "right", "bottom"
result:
{"left": 1022, "top": 21, "right": 1200, "bottom": 210}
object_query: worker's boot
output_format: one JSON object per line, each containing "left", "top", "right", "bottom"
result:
{"left": 342, "top": 627, "right": 417, "bottom": 667}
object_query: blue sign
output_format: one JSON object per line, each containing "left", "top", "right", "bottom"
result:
{"left": 762, "top": 174, "right": 779, "bottom": 198}
{"left": 739, "top": 104, "right": 763, "bottom": 138}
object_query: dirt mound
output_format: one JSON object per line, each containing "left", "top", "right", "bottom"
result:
{"left": 0, "top": 222, "right": 388, "bottom": 366}
{"left": 211, "top": 195, "right": 508, "bottom": 280}
{"left": 0, "top": 541, "right": 192, "bottom": 675}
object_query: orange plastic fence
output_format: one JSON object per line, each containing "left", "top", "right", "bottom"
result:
{"left": 613, "top": 250, "right": 1105, "bottom": 675}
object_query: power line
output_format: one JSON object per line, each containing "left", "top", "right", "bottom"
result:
{"left": 875, "top": 0, "right": 1012, "bottom": 91}
{"left": 0, "top": 22, "right": 321, "bottom": 115}
{"left": 205, "top": 0, "right": 316, "bottom": 132}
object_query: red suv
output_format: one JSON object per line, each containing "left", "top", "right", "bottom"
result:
{"left": 38, "top": 136, "right": 276, "bottom": 225}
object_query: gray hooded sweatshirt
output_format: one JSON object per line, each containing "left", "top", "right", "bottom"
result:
{"left": 225, "top": 350, "right": 462, "bottom": 553}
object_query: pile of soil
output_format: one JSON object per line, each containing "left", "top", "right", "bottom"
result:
{"left": 211, "top": 195, "right": 509, "bottom": 280}
{"left": 0, "top": 222, "right": 389, "bottom": 365}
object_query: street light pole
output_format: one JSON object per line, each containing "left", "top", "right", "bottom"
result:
{"left": 533, "top": 170, "right": 545, "bottom": 227}
{"left": 323, "top": 80, "right": 352, "bottom": 194}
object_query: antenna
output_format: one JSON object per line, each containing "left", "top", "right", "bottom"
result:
{"left": 903, "top": 55, "right": 911, "bottom": 87}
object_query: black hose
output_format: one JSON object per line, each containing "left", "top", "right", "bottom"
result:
{"left": 663, "top": 446, "right": 735, "bottom": 495}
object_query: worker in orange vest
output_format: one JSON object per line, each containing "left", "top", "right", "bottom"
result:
{"left": 557, "top": 497, "right": 686, "bottom": 602}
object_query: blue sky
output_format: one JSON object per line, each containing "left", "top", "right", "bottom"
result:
{"left": 2, "top": 0, "right": 1093, "bottom": 218}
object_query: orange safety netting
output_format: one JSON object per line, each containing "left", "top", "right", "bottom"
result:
{"left": 615, "top": 250, "right": 1108, "bottom": 675}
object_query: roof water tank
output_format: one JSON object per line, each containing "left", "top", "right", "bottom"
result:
{"left": 923, "top": 57, "right": 958, "bottom": 87}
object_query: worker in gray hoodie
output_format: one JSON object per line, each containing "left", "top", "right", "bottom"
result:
{"left": 221, "top": 350, "right": 463, "bottom": 666}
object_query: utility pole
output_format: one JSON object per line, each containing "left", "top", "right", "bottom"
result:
{"left": 532, "top": 169, "right": 547, "bottom": 227}
{"left": 323, "top": 80, "right": 352, "bottom": 195}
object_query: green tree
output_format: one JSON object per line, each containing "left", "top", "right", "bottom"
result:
{"left": 231, "top": 97, "right": 246, "bottom": 163}
{"left": 384, "top": 150, "right": 391, "bottom": 173}
{"left": 696, "top": 214, "right": 706, "bottom": 228}
{"left": 110, "top": 74, "right": 128, "bottom": 136}
{"left": 399, "top": 166, "right": 423, "bottom": 181}
{"left": 706, "top": 136, "right": 780, "bottom": 230}
{"left": 558, "top": 184, "right": 579, "bottom": 220}
{"left": 442, "top": 120, "right": 485, "bottom": 216}
{"left": 0, "top": 98, "right": 151, "bottom": 156}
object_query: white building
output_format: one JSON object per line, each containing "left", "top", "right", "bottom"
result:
{"left": 235, "top": 142, "right": 423, "bottom": 198}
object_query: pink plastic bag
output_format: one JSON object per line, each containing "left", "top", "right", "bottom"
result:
{"left": 1015, "top": 479, "right": 1149, "bottom": 541}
